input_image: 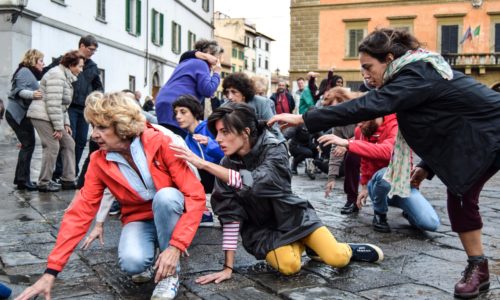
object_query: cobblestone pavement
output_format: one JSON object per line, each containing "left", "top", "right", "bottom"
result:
{"left": 0, "top": 140, "right": 499, "bottom": 299}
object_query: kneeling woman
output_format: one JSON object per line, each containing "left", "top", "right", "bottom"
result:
{"left": 171, "top": 102, "right": 383, "bottom": 284}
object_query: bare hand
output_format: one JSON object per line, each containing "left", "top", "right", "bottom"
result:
{"left": 15, "top": 273, "right": 55, "bottom": 300}
{"left": 213, "top": 59, "right": 222, "bottom": 73}
{"left": 410, "top": 167, "right": 428, "bottom": 189}
{"left": 195, "top": 268, "right": 232, "bottom": 285}
{"left": 325, "top": 180, "right": 335, "bottom": 198}
{"left": 195, "top": 51, "right": 218, "bottom": 65}
{"left": 154, "top": 246, "right": 181, "bottom": 283}
{"left": 317, "top": 134, "right": 348, "bottom": 148}
{"left": 307, "top": 71, "right": 319, "bottom": 79}
{"left": 52, "top": 130, "right": 63, "bottom": 140}
{"left": 33, "top": 90, "right": 43, "bottom": 100}
{"left": 193, "top": 134, "right": 209, "bottom": 145}
{"left": 81, "top": 223, "right": 104, "bottom": 250}
{"left": 356, "top": 186, "right": 368, "bottom": 209}
{"left": 170, "top": 144, "right": 206, "bottom": 169}
{"left": 333, "top": 146, "right": 347, "bottom": 157}
{"left": 65, "top": 125, "right": 72, "bottom": 136}
{"left": 267, "top": 114, "right": 304, "bottom": 130}
{"left": 329, "top": 87, "right": 356, "bottom": 101}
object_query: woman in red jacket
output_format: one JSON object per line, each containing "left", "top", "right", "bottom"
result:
{"left": 16, "top": 92, "right": 206, "bottom": 300}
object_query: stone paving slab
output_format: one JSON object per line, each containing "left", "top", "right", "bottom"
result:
{"left": 1, "top": 141, "right": 500, "bottom": 299}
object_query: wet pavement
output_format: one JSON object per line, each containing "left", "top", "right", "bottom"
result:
{"left": 0, "top": 139, "right": 499, "bottom": 299}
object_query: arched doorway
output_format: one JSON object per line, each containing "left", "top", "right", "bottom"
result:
{"left": 152, "top": 72, "right": 160, "bottom": 100}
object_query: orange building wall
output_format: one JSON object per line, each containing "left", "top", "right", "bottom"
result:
{"left": 317, "top": 1, "right": 500, "bottom": 71}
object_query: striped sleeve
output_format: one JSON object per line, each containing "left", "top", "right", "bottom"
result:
{"left": 227, "top": 169, "right": 242, "bottom": 189}
{"left": 222, "top": 222, "right": 240, "bottom": 251}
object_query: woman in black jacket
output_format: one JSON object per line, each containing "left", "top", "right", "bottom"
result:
{"left": 269, "top": 28, "right": 500, "bottom": 299}
{"left": 171, "top": 102, "right": 383, "bottom": 284}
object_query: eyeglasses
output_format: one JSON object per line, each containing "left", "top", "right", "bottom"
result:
{"left": 87, "top": 47, "right": 97, "bottom": 52}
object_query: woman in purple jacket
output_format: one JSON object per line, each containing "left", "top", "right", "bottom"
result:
{"left": 155, "top": 40, "right": 222, "bottom": 137}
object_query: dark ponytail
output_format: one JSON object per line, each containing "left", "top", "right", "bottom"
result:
{"left": 358, "top": 28, "right": 422, "bottom": 62}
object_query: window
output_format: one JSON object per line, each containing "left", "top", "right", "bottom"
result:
{"left": 188, "top": 31, "right": 196, "bottom": 50}
{"left": 258, "top": 39, "right": 261, "bottom": 49}
{"left": 238, "top": 49, "right": 244, "bottom": 60}
{"left": 387, "top": 16, "right": 415, "bottom": 34}
{"left": 265, "top": 42, "right": 269, "bottom": 51}
{"left": 172, "top": 21, "right": 182, "bottom": 54}
{"left": 96, "top": 0, "right": 106, "bottom": 21}
{"left": 348, "top": 29, "right": 364, "bottom": 57}
{"left": 151, "top": 9, "right": 164, "bottom": 45}
{"left": 244, "top": 58, "right": 248, "bottom": 70}
{"left": 231, "top": 64, "right": 236, "bottom": 72}
{"left": 126, "top": 0, "right": 141, "bottom": 36}
{"left": 98, "top": 69, "right": 105, "bottom": 90}
{"left": 245, "top": 36, "right": 250, "bottom": 46}
{"left": 232, "top": 48, "right": 238, "bottom": 58}
{"left": 495, "top": 23, "right": 500, "bottom": 52}
{"left": 239, "top": 66, "right": 243, "bottom": 72}
{"left": 252, "top": 59, "right": 256, "bottom": 71}
{"left": 129, "top": 75, "right": 136, "bottom": 91}
{"left": 441, "top": 25, "right": 459, "bottom": 54}
{"left": 258, "top": 56, "right": 261, "bottom": 68}
{"left": 265, "top": 59, "right": 269, "bottom": 70}
{"left": 202, "top": 0, "right": 209, "bottom": 12}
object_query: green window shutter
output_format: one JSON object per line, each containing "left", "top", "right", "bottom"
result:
{"left": 151, "top": 10, "right": 156, "bottom": 43}
{"left": 136, "top": 0, "right": 141, "bottom": 35}
{"left": 171, "top": 21, "right": 175, "bottom": 53}
{"left": 178, "top": 24, "right": 182, "bottom": 54}
{"left": 159, "top": 13, "right": 164, "bottom": 45}
{"left": 125, "top": 0, "right": 131, "bottom": 32}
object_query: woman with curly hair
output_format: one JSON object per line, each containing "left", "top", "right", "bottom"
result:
{"left": 222, "top": 72, "right": 284, "bottom": 140}
{"left": 5, "top": 49, "right": 45, "bottom": 191}
{"left": 16, "top": 91, "right": 206, "bottom": 300}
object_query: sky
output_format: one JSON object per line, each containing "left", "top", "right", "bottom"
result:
{"left": 214, "top": 0, "right": 291, "bottom": 75}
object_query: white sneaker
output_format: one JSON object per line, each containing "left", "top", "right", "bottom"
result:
{"left": 151, "top": 274, "right": 179, "bottom": 300}
{"left": 131, "top": 266, "right": 154, "bottom": 283}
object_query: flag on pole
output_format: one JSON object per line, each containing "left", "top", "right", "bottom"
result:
{"left": 473, "top": 25, "right": 481, "bottom": 37}
{"left": 460, "top": 26, "right": 472, "bottom": 44}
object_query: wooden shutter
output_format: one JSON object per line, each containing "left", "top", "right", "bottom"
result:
{"left": 125, "top": 0, "right": 131, "bottom": 32}
{"left": 441, "top": 25, "right": 458, "bottom": 54}
{"left": 160, "top": 13, "right": 164, "bottom": 45}
{"left": 151, "top": 10, "right": 156, "bottom": 43}
{"left": 136, "top": 0, "right": 141, "bottom": 35}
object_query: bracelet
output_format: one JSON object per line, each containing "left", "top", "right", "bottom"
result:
{"left": 223, "top": 264, "right": 233, "bottom": 271}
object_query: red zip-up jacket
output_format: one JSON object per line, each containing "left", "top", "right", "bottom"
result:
{"left": 348, "top": 114, "right": 398, "bottom": 185}
{"left": 46, "top": 125, "right": 206, "bottom": 272}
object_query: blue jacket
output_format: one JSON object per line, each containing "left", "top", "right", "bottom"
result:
{"left": 185, "top": 121, "right": 224, "bottom": 164}
{"left": 155, "top": 59, "right": 220, "bottom": 128}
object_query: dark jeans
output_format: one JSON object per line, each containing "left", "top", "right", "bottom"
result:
{"left": 199, "top": 169, "right": 215, "bottom": 193}
{"left": 76, "top": 139, "right": 99, "bottom": 189}
{"left": 5, "top": 111, "right": 35, "bottom": 184}
{"left": 447, "top": 165, "right": 499, "bottom": 233}
{"left": 68, "top": 106, "right": 89, "bottom": 175}
{"left": 290, "top": 143, "right": 316, "bottom": 169}
{"left": 160, "top": 123, "right": 187, "bottom": 138}
{"left": 344, "top": 152, "right": 361, "bottom": 204}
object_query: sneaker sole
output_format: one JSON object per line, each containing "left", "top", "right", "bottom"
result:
{"left": 351, "top": 243, "right": 384, "bottom": 263}
{"left": 199, "top": 222, "right": 214, "bottom": 227}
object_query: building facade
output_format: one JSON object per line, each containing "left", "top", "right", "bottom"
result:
{"left": 290, "top": 0, "right": 500, "bottom": 91}
{"left": 214, "top": 11, "right": 274, "bottom": 96}
{"left": 0, "top": 0, "right": 215, "bottom": 107}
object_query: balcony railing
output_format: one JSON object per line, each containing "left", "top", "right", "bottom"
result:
{"left": 442, "top": 53, "right": 500, "bottom": 67}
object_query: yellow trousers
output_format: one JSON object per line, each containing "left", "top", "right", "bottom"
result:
{"left": 265, "top": 226, "right": 352, "bottom": 275}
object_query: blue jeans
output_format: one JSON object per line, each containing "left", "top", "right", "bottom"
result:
{"left": 68, "top": 107, "right": 89, "bottom": 175}
{"left": 367, "top": 168, "right": 440, "bottom": 232}
{"left": 118, "top": 187, "right": 184, "bottom": 275}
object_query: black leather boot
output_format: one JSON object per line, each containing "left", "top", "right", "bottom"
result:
{"left": 372, "top": 213, "right": 391, "bottom": 233}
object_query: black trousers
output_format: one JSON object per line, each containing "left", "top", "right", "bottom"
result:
{"left": 6, "top": 111, "right": 35, "bottom": 184}
{"left": 76, "top": 139, "right": 99, "bottom": 189}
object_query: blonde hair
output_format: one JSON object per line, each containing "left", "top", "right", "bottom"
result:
{"left": 84, "top": 91, "right": 146, "bottom": 139}
{"left": 252, "top": 75, "right": 268, "bottom": 96}
{"left": 21, "top": 49, "right": 44, "bottom": 68}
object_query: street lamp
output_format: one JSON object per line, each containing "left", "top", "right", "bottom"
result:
{"left": 275, "top": 67, "right": 280, "bottom": 77}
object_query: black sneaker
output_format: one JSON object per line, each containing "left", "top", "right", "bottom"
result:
{"left": 199, "top": 212, "right": 214, "bottom": 227}
{"left": 349, "top": 243, "right": 384, "bottom": 263}
{"left": 60, "top": 180, "right": 76, "bottom": 190}
{"left": 305, "top": 247, "right": 322, "bottom": 262}
{"left": 373, "top": 213, "right": 391, "bottom": 233}
{"left": 17, "top": 181, "right": 38, "bottom": 191}
{"left": 109, "top": 201, "right": 121, "bottom": 216}
{"left": 340, "top": 201, "right": 359, "bottom": 215}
